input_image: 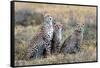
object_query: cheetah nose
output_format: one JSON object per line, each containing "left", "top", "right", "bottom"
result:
{"left": 50, "top": 18, "right": 51, "bottom": 20}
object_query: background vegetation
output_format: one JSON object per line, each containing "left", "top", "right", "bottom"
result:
{"left": 14, "top": 2, "right": 97, "bottom": 66}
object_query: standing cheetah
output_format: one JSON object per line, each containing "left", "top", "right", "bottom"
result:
{"left": 51, "top": 23, "right": 62, "bottom": 54}
{"left": 26, "top": 15, "right": 54, "bottom": 59}
{"left": 60, "top": 24, "right": 84, "bottom": 54}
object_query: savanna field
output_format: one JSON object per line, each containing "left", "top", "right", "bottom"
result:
{"left": 14, "top": 2, "right": 97, "bottom": 66}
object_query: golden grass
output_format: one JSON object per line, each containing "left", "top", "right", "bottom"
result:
{"left": 15, "top": 49, "right": 96, "bottom": 66}
{"left": 14, "top": 24, "right": 97, "bottom": 66}
{"left": 15, "top": 39, "right": 97, "bottom": 66}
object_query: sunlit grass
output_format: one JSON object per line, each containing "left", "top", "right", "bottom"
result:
{"left": 15, "top": 41, "right": 96, "bottom": 66}
{"left": 15, "top": 25, "right": 97, "bottom": 66}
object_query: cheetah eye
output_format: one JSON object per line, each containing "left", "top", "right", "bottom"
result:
{"left": 82, "top": 24, "right": 85, "bottom": 26}
{"left": 48, "top": 35, "right": 50, "bottom": 38}
{"left": 75, "top": 24, "right": 79, "bottom": 27}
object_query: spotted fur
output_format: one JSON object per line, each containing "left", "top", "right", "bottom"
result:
{"left": 26, "top": 15, "right": 54, "bottom": 59}
{"left": 60, "top": 24, "right": 84, "bottom": 54}
{"left": 51, "top": 23, "right": 62, "bottom": 54}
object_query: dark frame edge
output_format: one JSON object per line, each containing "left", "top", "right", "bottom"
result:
{"left": 10, "top": 1, "right": 15, "bottom": 67}
{"left": 11, "top": 0, "right": 97, "bottom": 7}
{"left": 96, "top": 6, "right": 98, "bottom": 62}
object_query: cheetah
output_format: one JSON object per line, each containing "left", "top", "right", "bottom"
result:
{"left": 26, "top": 15, "right": 54, "bottom": 59}
{"left": 51, "top": 23, "right": 62, "bottom": 54}
{"left": 60, "top": 23, "right": 84, "bottom": 54}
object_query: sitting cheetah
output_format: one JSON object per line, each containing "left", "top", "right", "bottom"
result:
{"left": 51, "top": 23, "right": 62, "bottom": 54}
{"left": 60, "top": 23, "right": 84, "bottom": 54}
{"left": 26, "top": 15, "right": 54, "bottom": 59}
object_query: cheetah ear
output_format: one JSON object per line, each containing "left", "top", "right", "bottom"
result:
{"left": 43, "top": 11, "right": 49, "bottom": 18}
{"left": 44, "top": 15, "right": 49, "bottom": 18}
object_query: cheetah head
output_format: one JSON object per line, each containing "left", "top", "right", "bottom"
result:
{"left": 54, "top": 23, "right": 62, "bottom": 31}
{"left": 44, "top": 15, "right": 54, "bottom": 26}
{"left": 75, "top": 23, "right": 84, "bottom": 33}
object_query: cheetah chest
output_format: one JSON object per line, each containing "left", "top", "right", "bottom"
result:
{"left": 47, "top": 26, "right": 54, "bottom": 40}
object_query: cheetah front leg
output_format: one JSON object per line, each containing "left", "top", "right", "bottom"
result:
{"left": 44, "top": 42, "right": 51, "bottom": 58}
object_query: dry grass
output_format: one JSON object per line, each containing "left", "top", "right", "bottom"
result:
{"left": 15, "top": 42, "right": 96, "bottom": 66}
{"left": 14, "top": 24, "right": 97, "bottom": 66}
{"left": 14, "top": 26, "right": 97, "bottom": 66}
